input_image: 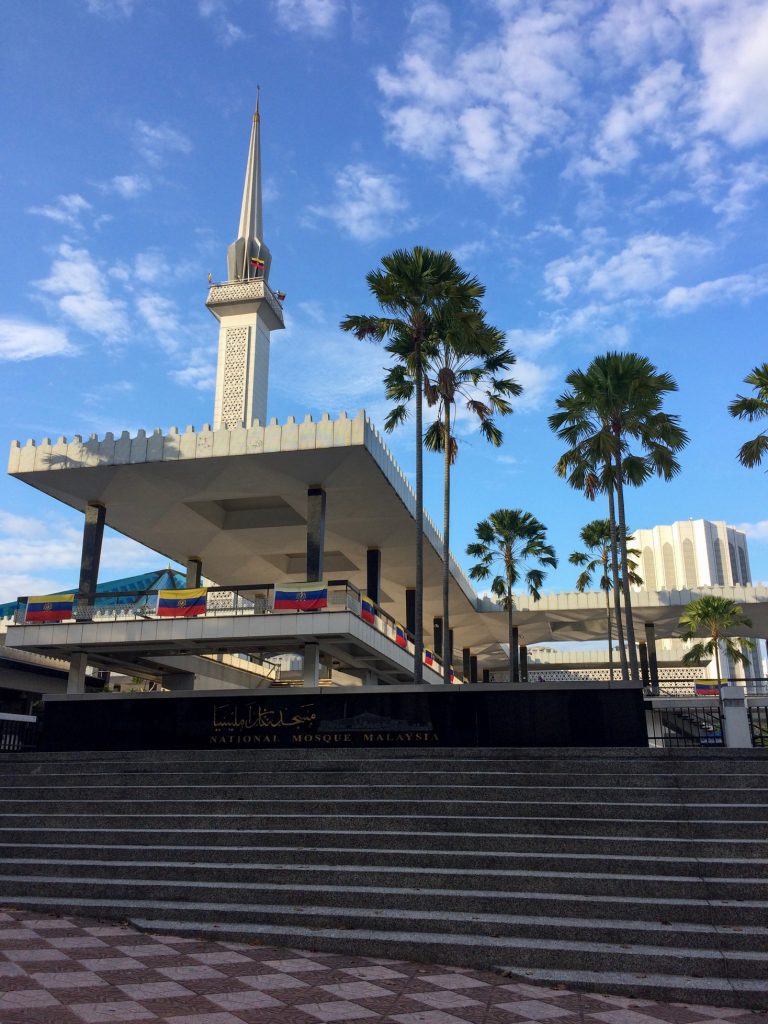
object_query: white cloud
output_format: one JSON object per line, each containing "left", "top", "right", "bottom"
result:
{"left": 0, "top": 319, "right": 78, "bottom": 361}
{"left": 713, "top": 161, "right": 768, "bottom": 222}
{"left": 197, "top": 0, "right": 245, "bottom": 44}
{"left": 377, "top": 1, "right": 582, "bottom": 189}
{"left": 133, "top": 121, "right": 192, "bottom": 166}
{"left": 590, "top": 0, "right": 683, "bottom": 66}
{"left": 107, "top": 174, "right": 151, "bottom": 199}
{"left": 513, "top": 358, "right": 562, "bottom": 411}
{"left": 35, "top": 243, "right": 129, "bottom": 341}
{"left": 135, "top": 293, "right": 182, "bottom": 352}
{"left": 661, "top": 268, "right": 768, "bottom": 313}
{"left": 85, "top": 0, "right": 136, "bottom": 15}
{"left": 27, "top": 193, "right": 92, "bottom": 228}
{"left": 0, "top": 510, "right": 160, "bottom": 603}
{"left": 545, "top": 232, "right": 710, "bottom": 302}
{"left": 737, "top": 521, "right": 768, "bottom": 542}
{"left": 134, "top": 250, "right": 171, "bottom": 284}
{"left": 695, "top": 1, "right": 768, "bottom": 147}
{"left": 308, "top": 163, "right": 408, "bottom": 241}
{"left": 273, "top": 0, "right": 344, "bottom": 35}
{"left": 170, "top": 350, "right": 216, "bottom": 391}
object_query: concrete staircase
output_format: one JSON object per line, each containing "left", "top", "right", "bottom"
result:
{"left": 0, "top": 747, "right": 767, "bottom": 1010}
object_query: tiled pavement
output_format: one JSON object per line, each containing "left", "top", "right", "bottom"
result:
{"left": 1, "top": 909, "right": 766, "bottom": 1024}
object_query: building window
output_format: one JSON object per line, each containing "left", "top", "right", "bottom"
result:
{"left": 643, "top": 548, "right": 657, "bottom": 591}
{"left": 713, "top": 539, "right": 726, "bottom": 585}
{"left": 682, "top": 538, "right": 697, "bottom": 587}
{"left": 739, "top": 546, "right": 750, "bottom": 584}
{"left": 662, "top": 542, "right": 676, "bottom": 589}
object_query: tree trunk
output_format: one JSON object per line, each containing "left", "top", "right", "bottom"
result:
{"left": 714, "top": 631, "right": 722, "bottom": 681}
{"left": 508, "top": 591, "right": 514, "bottom": 686}
{"left": 614, "top": 448, "right": 640, "bottom": 682}
{"left": 414, "top": 341, "right": 424, "bottom": 685}
{"left": 607, "top": 472, "right": 628, "bottom": 680}
{"left": 442, "top": 401, "right": 451, "bottom": 685}
{"left": 605, "top": 575, "right": 614, "bottom": 683}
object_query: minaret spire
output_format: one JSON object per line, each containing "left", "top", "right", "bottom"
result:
{"left": 227, "top": 90, "right": 271, "bottom": 283}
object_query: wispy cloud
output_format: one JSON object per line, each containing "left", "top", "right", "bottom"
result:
{"left": 661, "top": 267, "right": 768, "bottom": 313}
{"left": 133, "top": 121, "right": 192, "bottom": 167}
{"left": 85, "top": 0, "right": 137, "bottom": 16}
{"left": 308, "top": 163, "right": 408, "bottom": 241}
{"left": 105, "top": 174, "right": 151, "bottom": 199}
{"left": 27, "top": 194, "right": 92, "bottom": 228}
{"left": 35, "top": 243, "right": 129, "bottom": 341}
{"left": 0, "top": 318, "right": 78, "bottom": 362}
{"left": 197, "top": 0, "right": 245, "bottom": 45}
{"left": 737, "top": 520, "right": 768, "bottom": 542}
{"left": 273, "top": 0, "right": 344, "bottom": 36}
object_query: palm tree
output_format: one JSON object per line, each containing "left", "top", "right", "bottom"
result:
{"left": 549, "top": 352, "right": 688, "bottom": 682}
{"left": 569, "top": 519, "right": 642, "bottom": 682}
{"left": 385, "top": 316, "right": 521, "bottom": 683}
{"left": 679, "top": 596, "right": 755, "bottom": 681}
{"left": 340, "top": 247, "right": 483, "bottom": 684}
{"left": 467, "top": 509, "right": 557, "bottom": 684}
{"left": 729, "top": 364, "right": 768, "bottom": 469}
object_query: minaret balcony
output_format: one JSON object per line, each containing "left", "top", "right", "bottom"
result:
{"left": 205, "top": 277, "right": 285, "bottom": 330}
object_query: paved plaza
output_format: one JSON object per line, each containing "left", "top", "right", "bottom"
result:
{"left": 1, "top": 908, "right": 765, "bottom": 1024}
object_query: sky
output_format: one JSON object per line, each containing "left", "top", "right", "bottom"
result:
{"left": 1, "top": 0, "right": 768, "bottom": 603}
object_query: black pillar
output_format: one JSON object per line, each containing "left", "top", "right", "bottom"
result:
{"left": 639, "top": 641, "right": 650, "bottom": 687}
{"left": 366, "top": 549, "right": 381, "bottom": 604}
{"left": 482, "top": 668, "right": 490, "bottom": 684}
{"left": 512, "top": 626, "right": 520, "bottom": 682}
{"left": 76, "top": 502, "right": 106, "bottom": 619}
{"left": 462, "top": 647, "right": 471, "bottom": 681}
{"left": 448, "top": 629, "right": 454, "bottom": 665}
{"left": 306, "top": 487, "right": 326, "bottom": 582}
{"left": 470, "top": 656, "right": 478, "bottom": 685}
{"left": 185, "top": 557, "right": 202, "bottom": 588}
{"left": 520, "top": 645, "right": 528, "bottom": 683}
{"left": 433, "top": 617, "right": 443, "bottom": 654}
{"left": 645, "top": 622, "right": 659, "bottom": 693}
{"left": 405, "top": 589, "right": 416, "bottom": 636}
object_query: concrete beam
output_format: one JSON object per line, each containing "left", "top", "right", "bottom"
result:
{"left": 307, "top": 487, "right": 326, "bottom": 583}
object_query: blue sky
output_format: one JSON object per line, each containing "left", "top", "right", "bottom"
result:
{"left": 2, "top": 0, "right": 768, "bottom": 602}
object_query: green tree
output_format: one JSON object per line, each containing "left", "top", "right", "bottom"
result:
{"left": 729, "top": 363, "right": 768, "bottom": 469}
{"left": 569, "top": 519, "right": 642, "bottom": 682}
{"left": 549, "top": 352, "right": 688, "bottom": 682}
{"left": 679, "top": 596, "right": 755, "bottom": 681}
{"left": 467, "top": 509, "right": 557, "bottom": 684}
{"left": 340, "top": 247, "right": 483, "bottom": 683}
{"left": 386, "top": 315, "right": 521, "bottom": 683}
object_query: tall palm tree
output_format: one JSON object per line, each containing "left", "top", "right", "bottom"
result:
{"left": 729, "top": 363, "right": 768, "bottom": 469}
{"left": 679, "top": 596, "right": 755, "bottom": 681}
{"left": 467, "top": 509, "right": 557, "bottom": 684}
{"left": 549, "top": 352, "right": 688, "bottom": 682}
{"left": 385, "top": 317, "right": 521, "bottom": 683}
{"left": 340, "top": 247, "right": 483, "bottom": 684}
{"left": 569, "top": 519, "right": 642, "bottom": 682}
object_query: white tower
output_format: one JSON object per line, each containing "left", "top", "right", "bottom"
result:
{"left": 206, "top": 96, "right": 285, "bottom": 429}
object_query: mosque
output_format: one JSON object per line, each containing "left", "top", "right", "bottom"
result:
{"left": 3, "top": 103, "right": 767, "bottom": 745}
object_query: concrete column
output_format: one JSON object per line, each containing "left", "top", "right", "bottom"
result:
{"left": 520, "top": 645, "right": 528, "bottom": 683}
{"left": 482, "top": 668, "right": 490, "bottom": 684}
{"left": 470, "top": 656, "right": 478, "bottom": 685}
{"left": 306, "top": 487, "right": 327, "bottom": 582}
{"left": 720, "top": 685, "right": 752, "bottom": 748}
{"left": 645, "top": 623, "right": 659, "bottom": 693}
{"left": 462, "top": 647, "right": 471, "bottom": 681}
{"left": 185, "top": 557, "right": 202, "bottom": 588}
{"left": 366, "top": 549, "right": 381, "bottom": 605}
{"left": 448, "top": 629, "right": 454, "bottom": 664}
{"left": 76, "top": 502, "right": 106, "bottom": 619}
{"left": 67, "top": 652, "right": 88, "bottom": 694}
{"left": 303, "top": 643, "right": 320, "bottom": 687}
{"left": 164, "top": 671, "right": 196, "bottom": 691}
{"left": 433, "top": 617, "right": 443, "bottom": 654}
{"left": 405, "top": 589, "right": 415, "bottom": 636}
{"left": 512, "top": 626, "right": 519, "bottom": 682}
{"left": 639, "top": 642, "right": 650, "bottom": 687}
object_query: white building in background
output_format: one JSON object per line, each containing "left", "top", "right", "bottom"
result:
{"left": 632, "top": 519, "right": 762, "bottom": 681}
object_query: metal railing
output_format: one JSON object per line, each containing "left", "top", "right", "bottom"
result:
{"left": 0, "top": 713, "right": 39, "bottom": 753}
{"left": 645, "top": 699, "right": 724, "bottom": 747}
{"left": 748, "top": 705, "right": 768, "bottom": 748}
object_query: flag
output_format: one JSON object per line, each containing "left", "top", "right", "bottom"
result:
{"left": 450, "top": 671, "right": 457, "bottom": 684}
{"left": 250, "top": 257, "right": 265, "bottom": 268}
{"left": 157, "top": 588, "right": 207, "bottom": 617}
{"left": 394, "top": 623, "right": 407, "bottom": 649}
{"left": 695, "top": 682, "right": 721, "bottom": 696}
{"left": 424, "top": 649, "right": 434, "bottom": 667}
{"left": 276, "top": 291, "right": 286, "bottom": 301}
{"left": 360, "top": 595, "right": 376, "bottom": 625}
{"left": 273, "top": 582, "right": 328, "bottom": 611}
{"left": 26, "top": 594, "right": 74, "bottom": 623}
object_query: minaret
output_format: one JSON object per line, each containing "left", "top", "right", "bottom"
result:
{"left": 207, "top": 96, "right": 285, "bottom": 429}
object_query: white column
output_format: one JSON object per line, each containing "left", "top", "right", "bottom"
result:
{"left": 720, "top": 685, "right": 752, "bottom": 748}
